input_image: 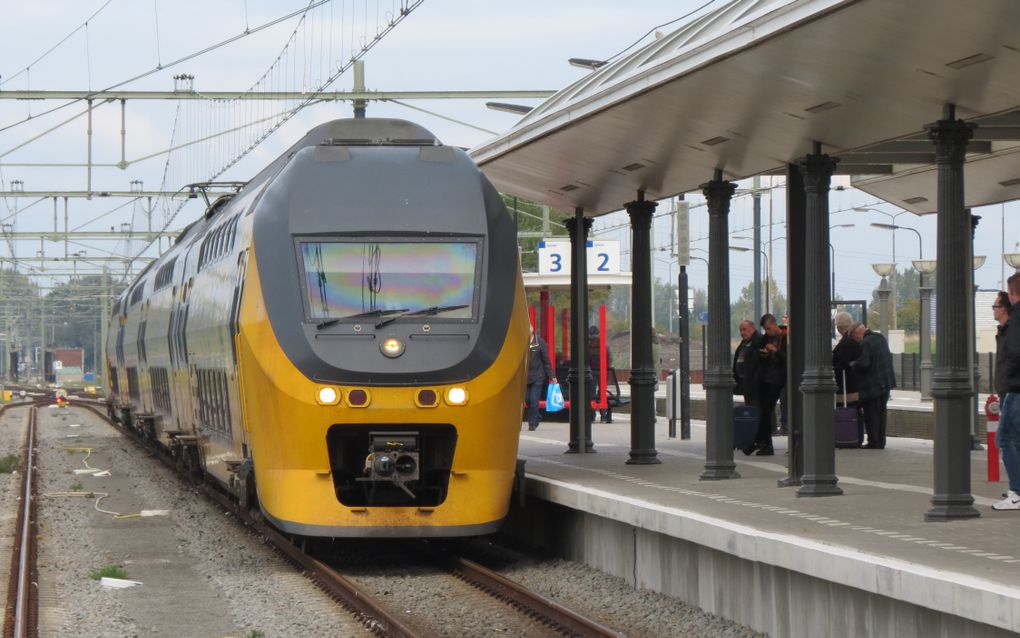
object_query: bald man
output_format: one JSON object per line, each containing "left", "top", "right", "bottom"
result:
{"left": 850, "top": 322, "right": 896, "bottom": 448}
{"left": 732, "top": 319, "right": 761, "bottom": 405}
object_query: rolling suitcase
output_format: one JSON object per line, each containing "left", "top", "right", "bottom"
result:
{"left": 834, "top": 371, "right": 863, "bottom": 448}
{"left": 733, "top": 405, "right": 758, "bottom": 451}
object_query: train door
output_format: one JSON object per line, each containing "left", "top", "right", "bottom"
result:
{"left": 227, "top": 248, "right": 250, "bottom": 454}
{"left": 169, "top": 278, "right": 196, "bottom": 432}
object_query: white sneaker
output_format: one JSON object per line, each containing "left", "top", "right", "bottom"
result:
{"left": 992, "top": 491, "right": 1020, "bottom": 511}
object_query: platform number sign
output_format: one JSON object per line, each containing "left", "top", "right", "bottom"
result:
{"left": 537, "top": 240, "right": 621, "bottom": 275}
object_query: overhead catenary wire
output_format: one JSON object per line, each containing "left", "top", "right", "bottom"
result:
{"left": 0, "top": 0, "right": 115, "bottom": 88}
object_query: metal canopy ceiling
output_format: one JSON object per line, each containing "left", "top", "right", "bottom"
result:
{"left": 470, "top": 0, "right": 1020, "bottom": 216}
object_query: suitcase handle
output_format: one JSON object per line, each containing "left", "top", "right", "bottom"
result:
{"left": 842, "top": 369, "right": 848, "bottom": 408}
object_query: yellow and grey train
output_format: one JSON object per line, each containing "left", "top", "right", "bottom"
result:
{"left": 105, "top": 118, "right": 530, "bottom": 537}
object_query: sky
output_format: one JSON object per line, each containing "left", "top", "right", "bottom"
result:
{"left": 1, "top": 0, "right": 1018, "bottom": 305}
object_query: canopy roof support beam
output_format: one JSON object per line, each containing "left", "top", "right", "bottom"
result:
{"left": 626, "top": 194, "right": 660, "bottom": 465}
{"left": 926, "top": 104, "right": 980, "bottom": 521}
{"left": 700, "top": 173, "right": 737, "bottom": 479}
{"left": 797, "top": 142, "right": 842, "bottom": 497}
{"left": 566, "top": 211, "right": 594, "bottom": 454}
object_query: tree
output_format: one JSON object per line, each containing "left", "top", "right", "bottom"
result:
{"left": 46, "top": 275, "right": 126, "bottom": 373}
{"left": 729, "top": 279, "right": 787, "bottom": 338}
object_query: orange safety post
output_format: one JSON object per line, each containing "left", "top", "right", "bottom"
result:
{"left": 987, "top": 394, "right": 1000, "bottom": 482}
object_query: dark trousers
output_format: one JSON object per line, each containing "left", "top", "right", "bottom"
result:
{"left": 526, "top": 381, "right": 544, "bottom": 428}
{"left": 860, "top": 392, "right": 889, "bottom": 448}
{"left": 756, "top": 382, "right": 784, "bottom": 449}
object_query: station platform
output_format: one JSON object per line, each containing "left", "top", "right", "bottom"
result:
{"left": 507, "top": 414, "right": 1019, "bottom": 638}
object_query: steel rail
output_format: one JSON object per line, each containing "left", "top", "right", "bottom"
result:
{"left": 0, "top": 400, "right": 46, "bottom": 638}
{"left": 441, "top": 553, "right": 626, "bottom": 638}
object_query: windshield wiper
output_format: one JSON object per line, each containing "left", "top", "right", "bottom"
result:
{"left": 316, "top": 308, "right": 409, "bottom": 329}
{"left": 375, "top": 304, "right": 470, "bottom": 329}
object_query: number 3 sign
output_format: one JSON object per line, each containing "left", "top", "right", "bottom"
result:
{"left": 537, "top": 239, "right": 620, "bottom": 275}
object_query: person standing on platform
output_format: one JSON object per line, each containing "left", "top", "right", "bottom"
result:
{"left": 995, "top": 276, "right": 1020, "bottom": 510}
{"left": 994, "top": 291, "right": 1011, "bottom": 399}
{"left": 747, "top": 313, "right": 785, "bottom": 456}
{"left": 849, "top": 321, "right": 896, "bottom": 449}
{"left": 732, "top": 319, "right": 761, "bottom": 406}
{"left": 525, "top": 324, "right": 556, "bottom": 432}
{"left": 832, "top": 311, "right": 862, "bottom": 403}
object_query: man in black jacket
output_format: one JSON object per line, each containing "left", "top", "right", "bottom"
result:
{"left": 995, "top": 275, "right": 1020, "bottom": 510}
{"left": 747, "top": 313, "right": 786, "bottom": 456}
{"left": 525, "top": 324, "right": 556, "bottom": 431}
{"left": 850, "top": 322, "right": 896, "bottom": 449}
{"left": 733, "top": 319, "right": 761, "bottom": 405}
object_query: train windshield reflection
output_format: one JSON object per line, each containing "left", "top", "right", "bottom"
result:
{"left": 299, "top": 240, "right": 478, "bottom": 321}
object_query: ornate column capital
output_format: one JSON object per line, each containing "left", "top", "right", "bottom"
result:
{"left": 700, "top": 178, "right": 737, "bottom": 216}
{"left": 624, "top": 199, "right": 657, "bottom": 229}
{"left": 563, "top": 215, "right": 592, "bottom": 240}
{"left": 799, "top": 153, "right": 839, "bottom": 194}
{"left": 926, "top": 118, "right": 976, "bottom": 165}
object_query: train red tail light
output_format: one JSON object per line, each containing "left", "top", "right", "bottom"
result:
{"left": 415, "top": 389, "right": 438, "bottom": 407}
{"left": 346, "top": 389, "right": 370, "bottom": 407}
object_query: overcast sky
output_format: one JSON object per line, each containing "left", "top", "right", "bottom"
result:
{"left": 1, "top": 0, "right": 1017, "bottom": 307}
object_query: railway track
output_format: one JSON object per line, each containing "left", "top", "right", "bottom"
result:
{"left": 71, "top": 399, "right": 624, "bottom": 637}
{"left": 1, "top": 400, "right": 46, "bottom": 638}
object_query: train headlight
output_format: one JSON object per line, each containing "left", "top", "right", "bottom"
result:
{"left": 444, "top": 386, "right": 469, "bottom": 406}
{"left": 316, "top": 386, "right": 341, "bottom": 405}
{"left": 381, "top": 336, "right": 405, "bottom": 358}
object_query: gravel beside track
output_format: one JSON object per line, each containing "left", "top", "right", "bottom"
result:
{"left": 465, "top": 538, "right": 768, "bottom": 638}
{"left": 34, "top": 405, "right": 371, "bottom": 638}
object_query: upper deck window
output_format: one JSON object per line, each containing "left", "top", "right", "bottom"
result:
{"left": 297, "top": 239, "right": 480, "bottom": 322}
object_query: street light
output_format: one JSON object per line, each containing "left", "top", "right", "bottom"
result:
{"left": 730, "top": 245, "right": 771, "bottom": 315}
{"left": 829, "top": 223, "right": 855, "bottom": 297}
{"left": 856, "top": 207, "right": 913, "bottom": 329}
{"left": 871, "top": 263, "right": 896, "bottom": 337}
{"left": 1005, "top": 253, "right": 1020, "bottom": 271}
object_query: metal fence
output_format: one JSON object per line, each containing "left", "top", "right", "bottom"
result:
{"left": 892, "top": 352, "right": 996, "bottom": 393}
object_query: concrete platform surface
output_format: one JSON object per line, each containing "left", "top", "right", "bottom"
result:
{"left": 516, "top": 414, "right": 1020, "bottom": 635}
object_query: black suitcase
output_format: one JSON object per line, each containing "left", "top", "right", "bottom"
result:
{"left": 733, "top": 405, "right": 758, "bottom": 450}
{"left": 834, "top": 372, "right": 863, "bottom": 448}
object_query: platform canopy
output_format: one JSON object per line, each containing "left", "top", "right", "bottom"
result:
{"left": 470, "top": 0, "right": 1020, "bottom": 216}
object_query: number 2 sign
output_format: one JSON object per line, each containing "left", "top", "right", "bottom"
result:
{"left": 537, "top": 239, "right": 620, "bottom": 275}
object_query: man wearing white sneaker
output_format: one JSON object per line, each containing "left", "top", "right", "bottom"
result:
{"left": 994, "top": 273, "right": 1020, "bottom": 510}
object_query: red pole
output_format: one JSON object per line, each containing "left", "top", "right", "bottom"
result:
{"left": 539, "top": 289, "right": 549, "bottom": 345}
{"left": 597, "top": 304, "right": 608, "bottom": 409}
{"left": 528, "top": 304, "right": 536, "bottom": 330}
{"left": 547, "top": 305, "right": 556, "bottom": 361}
{"left": 986, "top": 394, "right": 1000, "bottom": 482}
{"left": 561, "top": 308, "right": 569, "bottom": 362}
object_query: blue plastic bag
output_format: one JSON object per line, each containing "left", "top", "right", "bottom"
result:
{"left": 546, "top": 382, "right": 565, "bottom": 412}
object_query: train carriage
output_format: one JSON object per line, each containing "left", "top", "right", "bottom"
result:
{"left": 106, "top": 118, "right": 529, "bottom": 537}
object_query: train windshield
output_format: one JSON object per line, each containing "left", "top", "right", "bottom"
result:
{"left": 299, "top": 239, "right": 479, "bottom": 321}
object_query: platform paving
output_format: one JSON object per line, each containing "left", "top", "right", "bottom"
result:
{"left": 516, "top": 412, "right": 1020, "bottom": 635}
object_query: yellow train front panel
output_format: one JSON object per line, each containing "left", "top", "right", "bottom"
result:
{"left": 237, "top": 247, "right": 529, "bottom": 537}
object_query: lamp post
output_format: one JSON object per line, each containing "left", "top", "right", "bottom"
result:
{"left": 729, "top": 246, "right": 770, "bottom": 315}
{"left": 913, "top": 259, "right": 937, "bottom": 400}
{"left": 1004, "top": 253, "right": 1020, "bottom": 273}
{"left": 871, "top": 263, "right": 896, "bottom": 337}
{"left": 856, "top": 207, "right": 912, "bottom": 329}
{"left": 829, "top": 223, "right": 855, "bottom": 298}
